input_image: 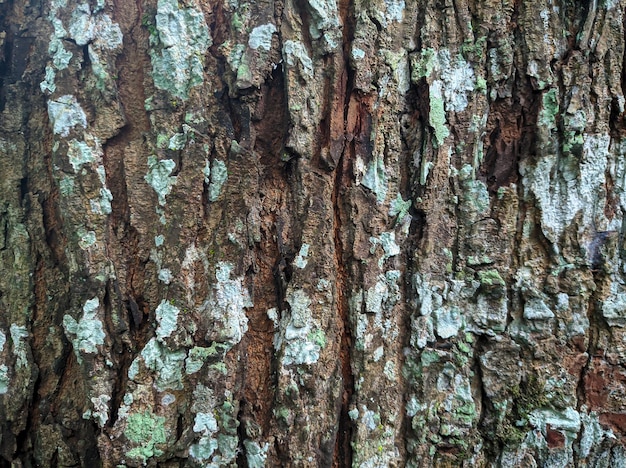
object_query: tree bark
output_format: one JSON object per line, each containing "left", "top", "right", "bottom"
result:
{"left": 1, "top": 0, "right": 626, "bottom": 466}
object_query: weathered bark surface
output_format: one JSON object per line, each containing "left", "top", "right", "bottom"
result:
{"left": 2, "top": 0, "right": 626, "bottom": 466}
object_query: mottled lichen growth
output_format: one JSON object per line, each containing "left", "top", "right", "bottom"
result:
{"left": 63, "top": 298, "right": 105, "bottom": 359}
{"left": 208, "top": 159, "right": 228, "bottom": 202}
{"left": 276, "top": 289, "right": 324, "bottom": 366}
{"left": 149, "top": 0, "right": 211, "bottom": 99}
{"left": 145, "top": 156, "right": 177, "bottom": 206}
{"left": 124, "top": 410, "right": 167, "bottom": 462}
{"left": 155, "top": 300, "right": 180, "bottom": 341}
{"left": 361, "top": 156, "right": 389, "bottom": 203}
{"left": 47, "top": 95, "right": 87, "bottom": 137}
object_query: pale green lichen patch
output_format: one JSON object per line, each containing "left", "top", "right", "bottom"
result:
{"left": 528, "top": 407, "right": 581, "bottom": 443}
{"left": 521, "top": 133, "right": 609, "bottom": 241}
{"left": 194, "top": 411, "right": 218, "bottom": 433}
{"left": 223, "top": 42, "right": 252, "bottom": 87}
{"left": 40, "top": 66, "right": 57, "bottom": 94}
{"left": 125, "top": 410, "right": 167, "bottom": 462}
{"left": 188, "top": 393, "right": 223, "bottom": 462}
{"left": 168, "top": 132, "right": 187, "bottom": 150}
{"left": 478, "top": 269, "right": 505, "bottom": 287}
{"left": 351, "top": 47, "right": 365, "bottom": 60}
{"left": 602, "top": 284, "right": 626, "bottom": 327}
{"left": 129, "top": 338, "right": 186, "bottom": 390}
{"left": 579, "top": 410, "right": 614, "bottom": 458}
{"left": 306, "top": 0, "right": 341, "bottom": 49}
{"left": 411, "top": 49, "right": 476, "bottom": 146}
{"left": 438, "top": 50, "right": 475, "bottom": 113}
{"left": 361, "top": 156, "right": 388, "bottom": 203}
{"left": 9, "top": 325, "right": 29, "bottom": 369}
{"left": 244, "top": 439, "right": 270, "bottom": 468}
{"left": 47, "top": 95, "right": 87, "bottom": 137}
{"left": 277, "top": 289, "right": 324, "bottom": 366}
{"left": 67, "top": 139, "right": 95, "bottom": 172}
{"left": 150, "top": 0, "right": 211, "bottom": 100}
{"left": 95, "top": 166, "right": 113, "bottom": 214}
{"left": 185, "top": 345, "right": 224, "bottom": 374}
{"left": 459, "top": 164, "right": 490, "bottom": 215}
{"left": 434, "top": 306, "right": 463, "bottom": 339}
{"left": 145, "top": 156, "right": 177, "bottom": 206}
{"left": 69, "top": 4, "right": 108, "bottom": 47}
{"left": 202, "top": 262, "right": 251, "bottom": 346}
{"left": 155, "top": 300, "right": 180, "bottom": 341}
{"left": 41, "top": 6, "right": 73, "bottom": 93}
{"left": 208, "top": 159, "right": 227, "bottom": 202}
{"left": 523, "top": 297, "right": 555, "bottom": 320}
{"left": 283, "top": 40, "right": 314, "bottom": 78}
{"left": 77, "top": 228, "right": 96, "bottom": 249}
{"left": 248, "top": 23, "right": 276, "bottom": 51}
{"left": 383, "top": 0, "right": 405, "bottom": 24}
{"left": 202, "top": 159, "right": 211, "bottom": 184}
{"left": 389, "top": 193, "right": 411, "bottom": 225}
{"left": 85, "top": 394, "right": 111, "bottom": 427}
{"left": 429, "top": 81, "right": 449, "bottom": 146}
{"left": 158, "top": 268, "right": 173, "bottom": 284}
{"left": 49, "top": 35, "right": 73, "bottom": 70}
{"left": 539, "top": 88, "right": 559, "bottom": 131}
{"left": 69, "top": 3, "right": 123, "bottom": 49}
{"left": 63, "top": 297, "right": 105, "bottom": 357}
{"left": 370, "top": 232, "right": 400, "bottom": 267}
{"left": 0, "top": 365, "right": 8, "bottom": 394}
{"left": 189, "top": 436, "right": 218, "bottom": 461}
{"left": 293, "top": 243, "right": 310, "bottom": 269}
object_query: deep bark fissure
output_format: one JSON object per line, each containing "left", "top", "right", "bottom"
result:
{"left": 331, "top": 1, "right": 357, "bottom": 465}
{"left": 331, "top": 150, "right": 354, "bottom": 468}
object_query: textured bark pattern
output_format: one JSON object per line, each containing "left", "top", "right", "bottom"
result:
{"left": 1, "top": 0, "right": 626, "bottom": 466}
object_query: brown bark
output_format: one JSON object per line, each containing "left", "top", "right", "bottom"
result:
{"left": 1, "top": 0, "right": 626, "bottom": 466}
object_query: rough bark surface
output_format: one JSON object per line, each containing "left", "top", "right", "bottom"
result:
{"left": 2, "top": 0, "right": 626, "bottom": 466}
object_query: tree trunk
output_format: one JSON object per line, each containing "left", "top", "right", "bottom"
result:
{"left": 1, "top": 0, "right": 626, "bottom": 465}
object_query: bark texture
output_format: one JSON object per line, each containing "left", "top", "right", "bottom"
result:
{"left": 1, "top": 0, "right": 626, "bottom": 466}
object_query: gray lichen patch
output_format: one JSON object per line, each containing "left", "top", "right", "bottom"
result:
{"left": 63, "top": 297, "right": 105, "bottom": 359}
{"left": 208, "top": 159, "right": 228, "bottom": 202}
{"left": 67, "top": 139, "right": 96, "bottom": 172}
{"left": 361, "top": 156, "right": 389, "bottom": 203}
{"left": 155, "top": 300, "right": 180, "bottom": 341}
{"left": 275, "top": 289, "right": 324, "bottom": 366}
{"left": 370, "top": 232, "right": 400, "bottom": 268}
{"left": 145, "top": 156, "right": 177, "bottom": 206}
{"left": 47, "top": 95, "right": 87, "bottom": 137}
{"left": 149, "top": 0, "right": 211, "bottom": 100}
{"left": 282, "top": 40, "right": 314, "bottom": 79}
{"left": 41, "top": 2, "right": 122, "bottom": 95}
{"left": 521, "top": 133, "right": 610, "bottom": 242}
{"left": 199, "top": 262, "right": 251, "bottom": 348}
{"left": 127, "top": 338, "right": 186, "bottom": 391}
{"left": 248, "top": 23, "right": 276, "bottom": 51}
{"left": 9, "top": 325, "right": 29, "bottom": 369}
{"left": 68, "top": 3, "right": 123, "bottom": 49}
{"left": 293, "top": 244, "right": 310, "bottom": 269}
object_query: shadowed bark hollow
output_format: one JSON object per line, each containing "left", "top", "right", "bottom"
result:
{"left": 2, "top": 0, "right": 626, "bottom": 466}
